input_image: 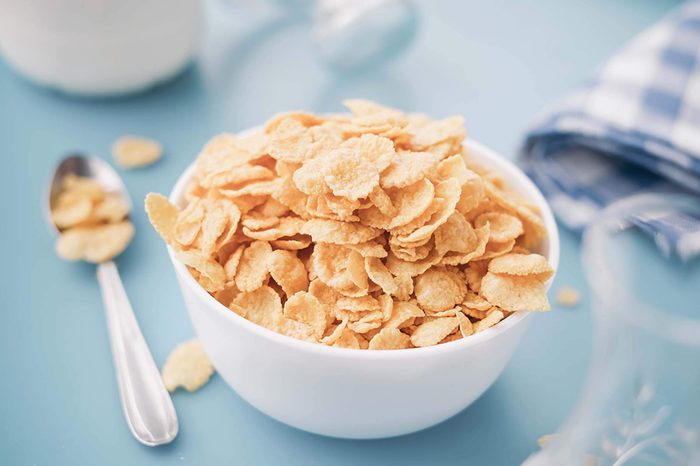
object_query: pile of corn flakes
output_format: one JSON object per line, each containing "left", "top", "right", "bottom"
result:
{"left": 53, "top": 174, "right": 134, "bottom": 263}
{"left": 145, "top": 100, "right": 553, "bottom": 350}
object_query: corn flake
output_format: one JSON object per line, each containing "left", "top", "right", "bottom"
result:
{"left": 301, "top": 218, "right": 382, "bottom": 245}
{"left": 231, "top": 285, "right": 282, "bottom": 331}
{"left": 410, "top": 317, "right": 459, "bottom": 347}
{"left": 52, "top": 195, "right": 93, "bottom": 228}
{"left": 112, "top": 135, "right": 163, "bottom": 169}
{"left": 176, "top": 250, "right": 226, "bottom": 291}
{"left": 333, "top": 328, "right": 364, "bottom": 349}
{"left": 480, "top": 272, "right": 550, "bottom": 312}
{"left": 380, "top": 151, "right": 439, "bottom": 189}
{"left": 474, "top": 212, "right": 523, "bottom": 243}
{"left": 368, "top": 327, "right": 411, "bottom": 350}
{"left": 488, "top": 253, "right": 554, "bottom": 280}
{"left": 414, "top": 268, "right": 467, "bottom": 312}
{"left": 472, "top": 309, "right": 505, "bottom": 332}
{"left": 385, "top": 301, "right": 424, "bottom": 329}
{"left": 322, "top": 147, "right": 379, "bottom": 200}
{"left": 268, "top": 250, "right": 309, "bottom": 297}
{"left": 161, "top": 339, "right": 214, "bottom": 392}
{"left": 556, "top": 285, "right": 581, "bottom": 307}
{"left": 283, "top": 292, "right": 330, "bottom": 339}
{"left": 365, "top": 257, "right": 398, "bottom": 295}
{"left": 358, "top": 178, "right": 435, "bottom": 230}
{"left": 456, "top": 310, "right": 474, "bottom": 337}
{"left": 235, "top": 241, "right": 272, "bottom": 292}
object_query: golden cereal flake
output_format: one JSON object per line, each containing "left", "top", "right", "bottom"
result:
{"left": 292, "top": 157, "right": 329, "bottom": 195}
{"left": 434, "top": 212, "right": 477, "bottom": 256}
{"left": 472, "top": 309, "right": 505, "bottom": 332}
{"left": 223, "top": 245, "right": 245, "bottom": 283}
{"left": 301, "top": 218, "right": 382, "bottom": 245}
{"left": 394, "top": 178, "right": 461, "bottom": 244}
{"left": 82, "top": 221, "right": 134, "bottom": 263}
{"left": 440, "top": 223, "right": 489, "bottom": 266}
{"left": 336, "top": 295, "right": 380, "bottom": 311}
{"left": 322, "top": 148, "right": 380, "bottom": 200}
{"left": 414, "top": 268, "right": 466, "bottom": 312}
{"left": 55, "top": 227, "right": 91, "bottom": 261}
{"left": 410, "top": 317, "right": 459, "bottom": 347}
{"left": 347, "top": 311, "right": 383, "bottom": 334}
{"left": 242, "top": 216, "right": 305, "bottom": 241}
{"left": 231, "top": 286, "right": 283, "bottom": 331}
{"left": 176, "top": 250, "right": 226, "bottom": 292}
{"left": 92, "top": 194, "right": 129, "bottom": 223}
{"left": 462, "top": 291, "right": 492, "bottom": 311}
{"left": 346, "top": 250, "right": 369, "bottom": 289}
{"left": 455, "top": 310, "right": 474, "bottom": 337}
{"left": 386, "top": 247, "right": 443, "bottom": 278}
{"left": 52, "top": 195, "right": 93, "bottom": 229}
{"left": 409, "top": 115, "right": 465, "bottom": 150}
{"left": 384, "top": 301, "right": 424, "bottom": 329}
{"left": 556, "top": 285, "right": 581, "bottom": 307}
{"left": 270, "top": 236, "right": 312, "bottom": 250}
{"left": 173, "top": 201, "right": 204, "bottom": 247}
{"left": 161, "top": 339, "right": 214, "bottom": 393}
{"left": 368, "top": 327, "right": 411, "bottom": 350}
{"left": 345, "top": 240, "right": 388, "bottom": 258}
{"left": 380, "top": 151, "right": 439, "bottom": 189}
{"left": 364, "top": 257, "right": 398, "bottom": 295}
{"left": 481, "top": 272, "right": 550, "bottom": 312}
{"left": 112, "top": 135, "right": 163, "bottom": 169}
{"left": 268, "top": 250, "right": 309, "bottom": 297}
{"left": 332, "top": 328, "right": 364, "bottom": 349}
{"left": 283, "top": 292, "right": 331, "bottom": 339}
{"left": 358, "top": 178, "right": 435, "bottom": 230}
{"left": 61, "top": 174, "right": 104, "bottom": 200}
{"left": 235, "top": 241, "right": 272, "bottom": 292}
{"left": 488, "top": 253, "right": 554, "bottom": 279}
{"left": 474, "top": 212, "right": 523, "bottom": 243}
{"left": 56, "top": 221, "right": 134, "bottom": 263}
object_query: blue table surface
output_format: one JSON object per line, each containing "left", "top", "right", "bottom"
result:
{"left": 0, "top": 1, "right": 685, "bottom": 464}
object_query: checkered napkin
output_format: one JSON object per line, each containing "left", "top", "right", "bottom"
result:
{"left": 521, "top": 1, "right": 700, "bottom": 259}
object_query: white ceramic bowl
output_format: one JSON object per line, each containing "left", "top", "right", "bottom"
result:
{"left": 167, "top": 137, "right": 560, "bottom": 439}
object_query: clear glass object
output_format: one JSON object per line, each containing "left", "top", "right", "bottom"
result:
{"left": 220, "top": 0, "right": 417, "bottom": 73}
{"left": 312, "top": 0, "right": 418, "bottom": 73}
{"left": 523, "top": 193, "right": 700, "bottom": 466}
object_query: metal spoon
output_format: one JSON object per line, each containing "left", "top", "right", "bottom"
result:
{"left": 46, "top": 155, "right": 178, "bottom": 446}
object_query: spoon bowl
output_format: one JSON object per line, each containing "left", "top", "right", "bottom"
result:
{"left": 46, "top": 155, "right": 133, "bottom": 235}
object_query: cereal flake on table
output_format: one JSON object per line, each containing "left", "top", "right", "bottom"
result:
{"left": 112, "top": 135, "right": 163, "bottom": 169}
{"left": 162, "top": 339, "right": 214, "bottom": 392}
{"left": 145, "top": 100, "right": 554, "bottom": 350}
{"left": 556, "top": 285, "right": 581, "bottom": 307}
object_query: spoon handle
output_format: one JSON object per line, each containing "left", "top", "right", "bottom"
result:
{"left": 96, "top": 261, "right": 178, "bottom": 446}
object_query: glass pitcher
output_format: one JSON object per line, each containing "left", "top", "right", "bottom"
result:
{"left": 523, "top": 193, "right": 700, "bottom": 466}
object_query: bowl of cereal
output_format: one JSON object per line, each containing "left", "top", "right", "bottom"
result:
{"left": 146, "top": 101, "right": 559, "bottom": 439}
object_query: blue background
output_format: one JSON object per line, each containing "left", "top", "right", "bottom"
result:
{"left": 0, "top": 1, "right": 684, "bottom": 464}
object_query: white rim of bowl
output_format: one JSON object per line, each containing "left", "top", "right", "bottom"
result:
{"left": 167, "top": 135, "right": 560, "bottom": 360}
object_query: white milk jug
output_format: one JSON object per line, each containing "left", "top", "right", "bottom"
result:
{"left": 0, "top": 0, "right": 201, "bottom": 96}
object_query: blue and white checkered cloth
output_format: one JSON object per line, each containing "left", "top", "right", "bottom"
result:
{"left": 521, "top": 1, "right": 700, "bottom": 259}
